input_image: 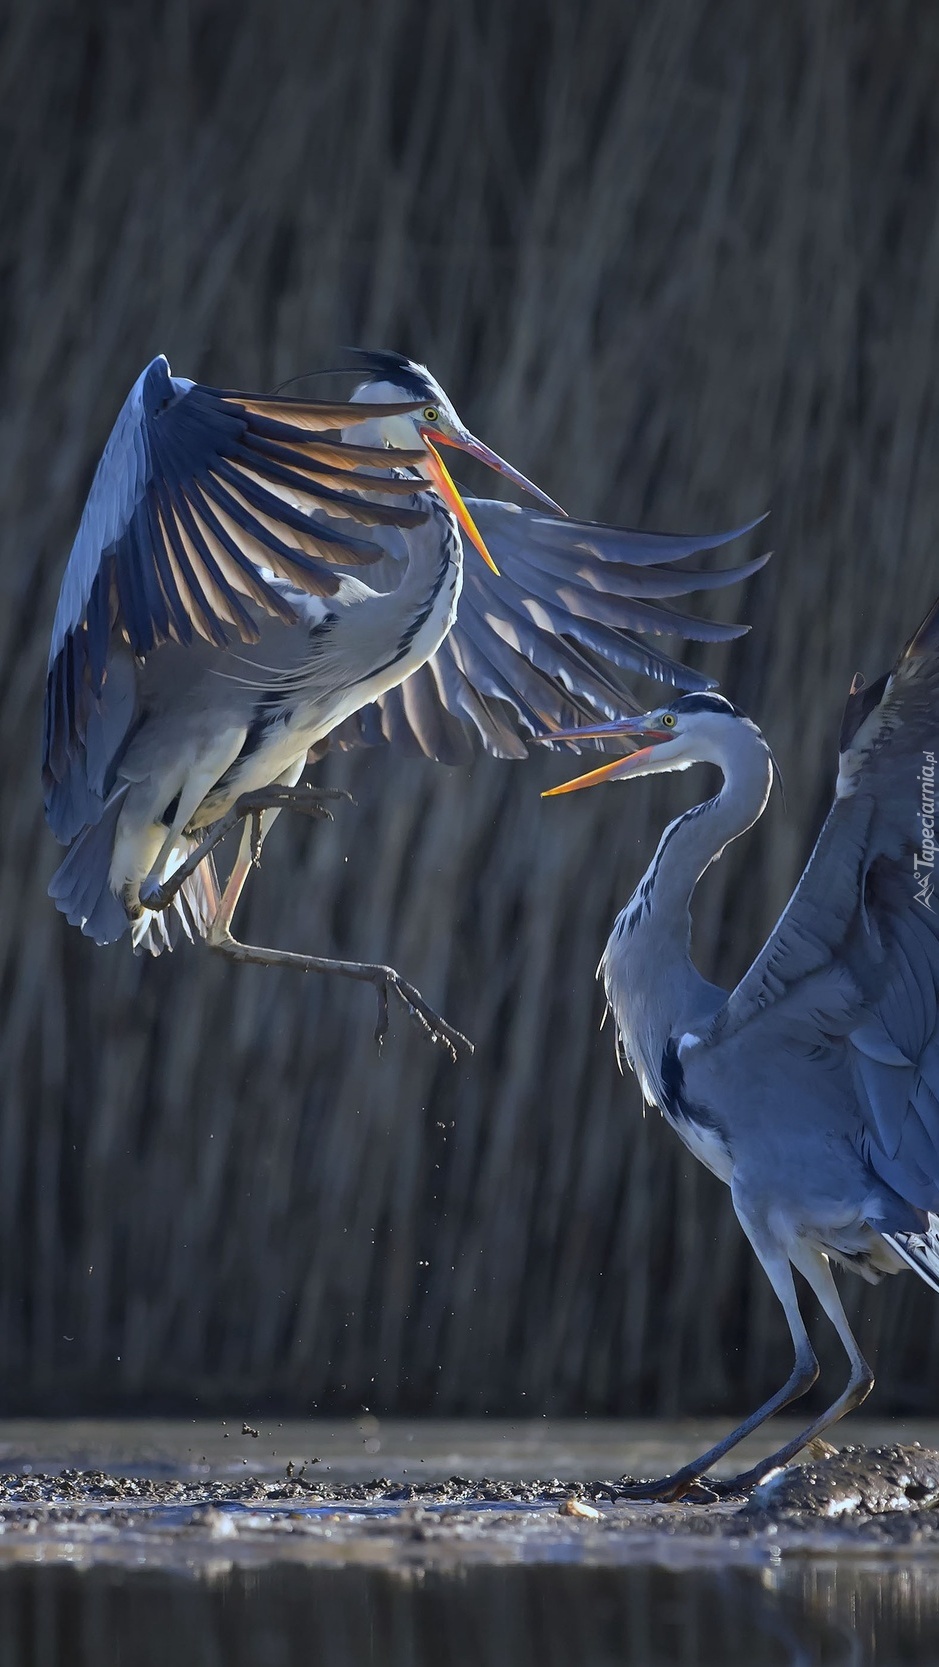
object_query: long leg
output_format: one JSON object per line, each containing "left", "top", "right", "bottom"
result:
{"left": 141, "top": 782, "right": 472, "bottom": 1062}
{"left": 722, "top": 1241, "right": 874, "bottom": 1493}
{"left": 616, "top": 1213, "right": 819, "bottom": 1501}
{"left": 138, "top": 784, "right": 348, "bottom": 914}
{"left": 206, "top": 765, "right": 307, "bottom": 933}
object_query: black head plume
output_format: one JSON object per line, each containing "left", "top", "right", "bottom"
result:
{"left": 669, "top": 692, "right": 743, "bottom": 718}
{"left": 342, "top": 348, "right": 445, "bottom": 403}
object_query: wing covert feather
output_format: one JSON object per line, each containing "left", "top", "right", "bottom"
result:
{"left": 700, "top": 599, "right": 939, "bottom": 1209}
{"left": 325, "top": 501, "right": 766, "bottom": 762}
{"left": 44, "top": 354, "right": 426, "bottom": 838}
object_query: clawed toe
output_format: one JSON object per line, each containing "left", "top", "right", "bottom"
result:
{"left": 612, "top": 1471, "right": 723, "bottom": 1504}
{"left": 138, "top": 782, "right": 472, "bottom": 1059}
{"left": 369, "top": 967, "right": 473, "bottom": 1061}
{"left": 234, "top": 784, "right": 352, "bottom": 825}
{"left": 208, "top": 935, "right": 472, "bottom": 1061}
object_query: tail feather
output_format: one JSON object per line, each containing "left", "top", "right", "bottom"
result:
{"left": 44, "top": 756, "right": 106, "bottom": 847}
{"left": 131, "top": 845, "right": 220, "bottom": 957}
{"left": 882, "top": 1217, "right": 939, "bottom": 1295}
{"left": 50, "top": 791, "right": 221, "bottom": 956}
{"left": 48, "top": 787, "right": 131, "bottom": 944}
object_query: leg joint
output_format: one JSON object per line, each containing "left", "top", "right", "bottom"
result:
{"left": 793, "top": 1351, "right": 820, "bottom": 1395}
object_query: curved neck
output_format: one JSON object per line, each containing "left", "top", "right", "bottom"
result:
{"left": 338, "top": 490, "right": 463, "bottom": 696}
{"left": 398, "top": 491, "right": 461, "bottom": 603}
{"left": 366, "top": 489, "right": 461, "bottom": 615}
{"left": 602, "top": 724, "right": 773, "bottom": 1111}
{"left": 640, "top": 727, "right": 773, "bottom": 945}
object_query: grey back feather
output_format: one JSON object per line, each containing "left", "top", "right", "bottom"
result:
{"left": 701, "top": 598, "right": 939, "bottom": 1210}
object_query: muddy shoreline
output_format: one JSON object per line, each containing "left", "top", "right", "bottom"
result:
{"left": 0, "top": 1444, "right": 937, "bottom": 1573}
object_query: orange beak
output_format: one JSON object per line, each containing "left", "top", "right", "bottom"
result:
{"left": 541, "top": 744, "right": 663, "bottom": 796}
{"left": 422, "top": 438, "right": 502, "bottom": 573}
{"left": 539, "top": 717, "right": 672, "bottom": 796}
{"left": 421, "top": 425, "right": 566, "bottom": 576}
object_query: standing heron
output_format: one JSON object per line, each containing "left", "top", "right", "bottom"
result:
{"left": 44, "top": 349, "right": 765, "bottom": 1053}
{"left": 543, "top": 594, "right": 939, "bottom": 1496}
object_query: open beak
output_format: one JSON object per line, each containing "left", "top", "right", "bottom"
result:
{"left": 422, "top": 438, "right": 502, "bottom": 573}
{"left": 434, "top": 429, "right": 565, "bottom": 516}
{"left": 539, "top": 716, "right": 671, "bottom": 797}
{"left": 421, "top": 426, "right": 566, "bottom": 576}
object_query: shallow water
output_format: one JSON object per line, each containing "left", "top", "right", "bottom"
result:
{"left": 1, "top": 1419, "right": 939, "bottom": 1666}
{"left": 2, "top": 1558, "right": 937, "bottom": 1666}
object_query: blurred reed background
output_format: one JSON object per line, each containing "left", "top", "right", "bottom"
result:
{"left": 1, "top": 0, "right": 939, "bottom": 1415}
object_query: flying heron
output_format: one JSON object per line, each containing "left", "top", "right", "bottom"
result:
{"left": 543, "top": 594, "right": 939, "bottom": 1496}
{"left": 44, "top": 349, "right": 765, "bottom": 1054}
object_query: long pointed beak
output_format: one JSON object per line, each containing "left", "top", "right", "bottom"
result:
{"left": 422, "top": 437, "right": 501, "bottom": 573}
{"left": 432, "top": 429, "right": 566, "bottom": 517}
{"left": 542, "top": 745, "right": 663, "bottom": 796}
{"left": 539, "top": 715, "right": 669, "bottom": 797}
{"left": 421, "top": 422, "right": 565, "bottom": 574}
{"left": 537, "top": 718, "right": 656, "bottom": 745}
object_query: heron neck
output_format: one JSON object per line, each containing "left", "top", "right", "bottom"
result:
{"left": 601, "top": 727, "right": 772, "bottom": 1112}
{"left": 642, "top": 730, "right": 773, "bottom": 942}
{"left": 375, "top": 490, "right": 462, "bottom": 612}
{"left": 339, "top": 491, "right": 463, "bottom": 698}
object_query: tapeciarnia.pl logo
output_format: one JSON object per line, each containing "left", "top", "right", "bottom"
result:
{"left": 915, "top": 750, "right": 936, "bottom": 910}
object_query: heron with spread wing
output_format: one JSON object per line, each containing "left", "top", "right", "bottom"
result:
{"left": 543, "top": 595, "right": 939, "bottom": 1495}
{"left": 44, "top": 349, "right": 764, "bottom": 1053}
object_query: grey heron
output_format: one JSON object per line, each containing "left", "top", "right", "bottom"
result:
{"left": 543, "top": 594, "right": 939, "bottom": 1496}
{"left": 44, "top": 349, "right": 765, "bottom": 1054}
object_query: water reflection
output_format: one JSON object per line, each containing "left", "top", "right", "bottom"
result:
{"left": 0, "top": 1560, "right": 937, "bottom": 1667}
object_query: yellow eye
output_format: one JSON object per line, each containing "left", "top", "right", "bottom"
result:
{"left": 423, "top": 405, "right": 440, "bottom": 422}
{"left": 661, "top": 713, "right": 677, "bottom": 728}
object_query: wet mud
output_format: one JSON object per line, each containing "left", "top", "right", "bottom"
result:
{"left": 0, "top": 1443, "right": 938, "bottom": 1572}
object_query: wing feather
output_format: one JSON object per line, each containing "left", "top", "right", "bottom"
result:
{"left": 702, "top": 598, "right": 939, "bottom": 1210}
{"left": 43, "top": 354, "right": 427, "bottom": 840}
{"left": 323, "top": 502, "right": 764, "bottom": 763}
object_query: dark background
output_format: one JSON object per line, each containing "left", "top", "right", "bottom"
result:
{"left": 2, "top": 0, "right": 939, "bottom": 1416}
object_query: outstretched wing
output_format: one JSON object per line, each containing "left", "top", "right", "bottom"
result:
{"left": 43, "top": 354, "right": 427, "bottom": 839}
{"left": 325, "top": 504, "right": 769, "bottom": 764}
{"left": 702, "top": 599, "right": 939, "bottom": 1211}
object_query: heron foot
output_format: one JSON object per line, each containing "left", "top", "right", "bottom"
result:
{"left": 612, "top": 1468, "right": 729, "bottom": 1503}
{"left": 139, "top": 785, "right": 353, "bottom": 912}
{"left": 238, "top": 785, "right": 352, "bottom": 866}
{"left": 207, "top": 929, "right": 474, "bottom": 1062}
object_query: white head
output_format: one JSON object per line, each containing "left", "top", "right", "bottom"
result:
{"left": 345, "top": 350, "right": 563, "bottom": 572}
{"left": 540, "top": 693, "right": 775, "bottom": 798}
